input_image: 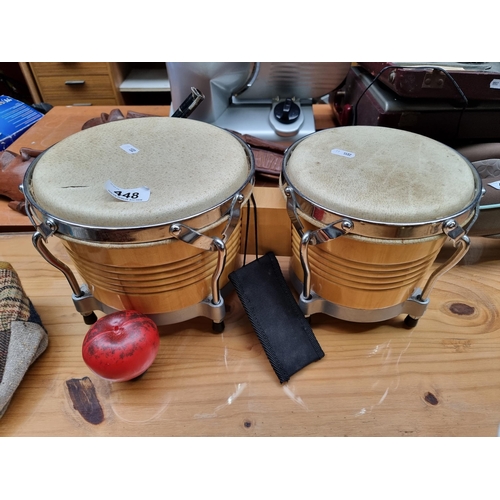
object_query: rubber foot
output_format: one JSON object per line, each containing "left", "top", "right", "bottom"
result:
{"left": 212, "top": 320, "right": 225, "bottom": 333}
{"left": 83, "top": 312, "right": 98, "bottom": 325}
{"left": 404, "top": 315, "right": 419, "bottom": 328}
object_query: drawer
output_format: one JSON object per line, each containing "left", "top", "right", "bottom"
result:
{"left": 30, "top": 62, "right": 110, "bottom": 77}
{"left": 35, "top": 74, "right": 117, "bottom": 105}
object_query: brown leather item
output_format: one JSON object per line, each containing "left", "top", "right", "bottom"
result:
{"left": 252, "top": 149, "right": 283, "bottom": 176}
{"left": 0, "top": 147, "right": 44, "bottom": 202}
{"left": 81, "top": 109, "right": 159, "bottom": 130}
{"left": 229, "top": 130, "right": 285, "bottom": 179}
{"left": 238, "top": 133, "right": 288, "bottom": 155}
{"left": 7, "top": 200, "right": 27, "bottom": 215}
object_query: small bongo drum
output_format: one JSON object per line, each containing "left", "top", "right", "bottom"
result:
{"left": 280, "top": 126, "right": 483, "bottom": 326}
{"left": 23, "top": 117, "right": 254, "bottom": 330}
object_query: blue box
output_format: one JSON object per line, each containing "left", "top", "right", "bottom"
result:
{"left": 0, "top": 95, "right": 43, "bottom": 151}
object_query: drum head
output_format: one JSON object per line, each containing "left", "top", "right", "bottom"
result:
{"left": 29, "top": 117, "right": 251, "bottom": 227}
{"left": 284, "top": 126, "right": 478, "bottom": 224}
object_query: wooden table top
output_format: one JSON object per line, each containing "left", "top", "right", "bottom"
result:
{"left": 2, "top": 104, "right": 500, "bottom": 437}
{"left": 2, "top": 230, "right": 500, "bottom": 436}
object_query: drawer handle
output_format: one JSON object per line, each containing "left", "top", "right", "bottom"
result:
{"left": 65, "top": 80, "right": 85, "bottom": 85}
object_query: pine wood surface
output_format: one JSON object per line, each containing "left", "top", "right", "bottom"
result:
{"left": 2, "top": 232, "right": 500, "bottom": 436}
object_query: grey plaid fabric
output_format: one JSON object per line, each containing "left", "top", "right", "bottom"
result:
{"left": 0, "top": 262, "right": 48, "bottom": 418}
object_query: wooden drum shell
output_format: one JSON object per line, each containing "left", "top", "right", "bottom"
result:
{"left": 291, "top": 220, "right": 446, "bottom": 310}
{"left": 60, "top": 220, "right": 242, "bottom": 314}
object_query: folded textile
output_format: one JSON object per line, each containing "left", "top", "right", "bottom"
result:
{"left": 0, "top": 262, "right": 48, "bottom": 418}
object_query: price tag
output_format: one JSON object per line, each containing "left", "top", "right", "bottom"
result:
{"left": 490, "top": 79, "right": 500, "bottom": 90}
{"left": 488, "top": 180, "right": 500, "bottom": 190}
{"left": 105, "top": 180, "right": 150, "bottom": 202}
{"left": 120, "top": 144, "right": 140, "bottom": 154}
{"left": 331, "top": 148, "right": 355, "bottom": 158}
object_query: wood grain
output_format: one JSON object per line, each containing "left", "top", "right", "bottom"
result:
{"left": 2, "top": 233, "right": 500, "bottom": 436}
{"left": 29, "top": 63, "right": 124, "bottom": 106}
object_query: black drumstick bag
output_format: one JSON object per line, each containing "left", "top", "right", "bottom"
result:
{"left": 229, "top": 252, "right": 324, "bottom": 383}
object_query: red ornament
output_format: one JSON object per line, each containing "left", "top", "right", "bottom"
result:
{"left": 82, "top": 310, "right": 160, "bottom": 382}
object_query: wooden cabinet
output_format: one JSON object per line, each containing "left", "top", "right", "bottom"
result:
{"left": 25, "top": 62, "right": 171, "bottom": 107}
{"left": 27, "top": 62, "right": 126, "bottom": 106}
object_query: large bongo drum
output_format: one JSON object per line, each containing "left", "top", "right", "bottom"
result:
{"left": 280, "top": 126, "right": 483, "bottom": 326}
{"left": 22, "top": 117, "right": 254, "bottom": 330}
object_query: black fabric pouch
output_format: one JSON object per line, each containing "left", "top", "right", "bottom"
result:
{"left": 229, "top": 252, "right": 324, "bottom": 383}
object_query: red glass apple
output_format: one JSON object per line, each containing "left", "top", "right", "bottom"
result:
{"left": 82, "top": 310, "right": 160, "bottom": 382}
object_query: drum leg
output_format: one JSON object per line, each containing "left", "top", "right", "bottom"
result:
{"left": 32, "top": 231, "right": 99, "bottom": 324}
{"left": 402, "top": 225, "right": 471, "bottom": 329}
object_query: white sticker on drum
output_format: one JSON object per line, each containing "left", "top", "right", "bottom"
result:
{"left": 488, "top": 180, "right": 500, "bottom": 190}
{"left": 331, "top": 148, "right": 355, "bottom": 158}
{"left": 105, "top": 180, "right": 150, "bottom": 202}
{"left": 120, "top": 144, "right": 140, "bottom": 154}
{"left": 490, "top": 79, "right": 500, "bottom": 90}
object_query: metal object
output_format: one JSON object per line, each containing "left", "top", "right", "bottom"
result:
{"left": 171, "top": 87, "right": 205, "bottom": 118}
{"left": 167, "top": 62, "right": 351, "bottom": 142}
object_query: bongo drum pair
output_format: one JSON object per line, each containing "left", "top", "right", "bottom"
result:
{"left": 23, "top": 118, "right": 482, "bottom": 330}
{"left": 22, "top": 117, "right": 254, "bottom": 331}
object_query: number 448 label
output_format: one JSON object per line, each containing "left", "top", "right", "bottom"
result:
{"left": 105, "top": 180, "right": 150, "bottom": 202}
